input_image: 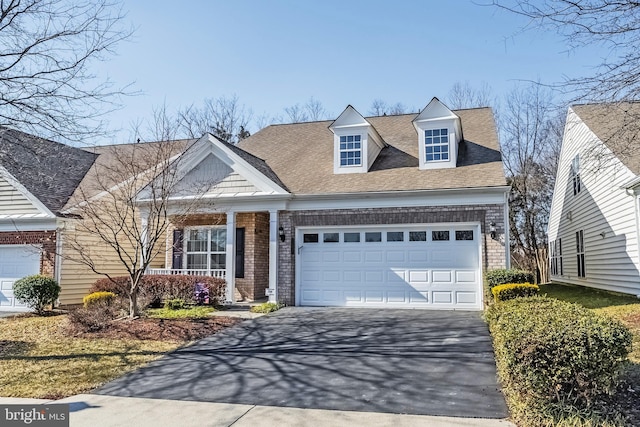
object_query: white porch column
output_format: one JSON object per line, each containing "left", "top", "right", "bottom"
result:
{"left": 139, "top": 208, "right": 149, "bottom": 270}
{"left": 268, "top": 209, "right": 279, "bottom": 303}
{"left": 225, "top": 211, "right": 236, "bottom": 303}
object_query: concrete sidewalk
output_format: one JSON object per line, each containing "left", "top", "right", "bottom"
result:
{"left": 1, "top": 394, "right": 515, "bottom": 427}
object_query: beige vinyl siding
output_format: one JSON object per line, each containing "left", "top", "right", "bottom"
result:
{"left": 58, "top": 218, "right": 169, "bottom": 306}
{"left": 0, "top": 176, "right": 42, "bottom": 216}
{"left": 548, "top": 108, "right": 640, "bottom": 295}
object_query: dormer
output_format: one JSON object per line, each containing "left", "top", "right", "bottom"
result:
{"left": 329, "top": 105, "right": 385, "bottom": 174}
{"left": 412, "top": 98, "right": 463, "bottom": 170}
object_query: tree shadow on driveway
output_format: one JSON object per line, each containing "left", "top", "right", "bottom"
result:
{"left": 96, "top": 308, "right": 508, "bottom": 418}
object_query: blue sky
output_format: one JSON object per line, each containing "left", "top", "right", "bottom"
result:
{"left": 99, "top": 0, "right": 608, "bottom": 142}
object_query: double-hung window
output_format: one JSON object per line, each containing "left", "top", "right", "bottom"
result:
{"left": 576, "top": 230, "right": 585, "bottom": 278}
{"left": 550, "top": 239, "right": 563, "bottom": 276}
{"left": 185, "top": 228, "right": 226, "bottom": 272}
{"left": 571, "top": 155, "right": 581, "bottom": 195}
{"left": 425, "top": 128, "right": 449, "bottom": 162}
{"left": 339, "top": 135, "right": 362, "bottom": 166}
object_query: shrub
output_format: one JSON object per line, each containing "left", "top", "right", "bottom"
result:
{"left": 83, "top": 291, "right": 117, "bottom": 308}
{"left": 492, "top": 283, "right": 539, "bottom": 302}
{"left": 66, "top": 305, "right": 118, "bottom": 333}
{"left": 164, "top": 298, "right": 186, "bottom": 310}
{"left": 485, "top": 297, "right": 632, "bottom": 425}
{"left": 90, "top": 275, "right": 226, "bottom": 310}
{"left": 13, "top": 275, "right": 60, "bottom": 314}
{"left": 485, "top": 268, "right": 534, "bottom": 290}
{"left": 250, "top": 302, "right": 284, "bottom": 313}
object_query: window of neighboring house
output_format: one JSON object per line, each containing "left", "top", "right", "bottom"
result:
{"left": 185, "top": 227, "right": 226, "bottom": 272}
{"left": 425, "top": 128, "right": 449, "bottom": 162}
{"left": 576, "top": 230, "right": 585, "bottom": 278}
{"left": 339, "top": 135, "right": 362, "bottom": 166}
{"left": 571, "top": 155, "right": 581, "bottom": 195}
{"left": 550, "top": 238, "right": 563, "bottom": 276}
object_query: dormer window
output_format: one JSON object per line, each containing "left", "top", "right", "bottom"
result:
{"left": 330, "top": 105, "right": 386, "bottom": 174}
{"left": 413, "top": 98, "right": 462, "bottom": 170}
{"left": 425, "top": 128, "right": 449, "bottom": 162}
{"left": 339, "top": 135, "right": 362, "bottom": 167}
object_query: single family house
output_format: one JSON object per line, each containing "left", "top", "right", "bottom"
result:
{"left": 0, "top": 97, "right": 510, "bottom": 311}
{"left": 548, "top": 102, "right": 640, "bottom": 297}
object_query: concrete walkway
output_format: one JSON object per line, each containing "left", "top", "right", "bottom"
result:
{"left": 1, "top": 395, "right": 515, "bottom": 427}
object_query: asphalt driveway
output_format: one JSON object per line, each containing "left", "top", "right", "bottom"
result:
{"left": 96, "top": 307, "right": 508, "bottom": 418}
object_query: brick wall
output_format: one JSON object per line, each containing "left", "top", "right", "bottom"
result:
{"left": 0, "top": 230, "right": 57, "bottom": 278}
{"left": 172, "top": 212, "right": 269, "bottom": 302}
{"left": 277, "top": 204, "right": 507, "bottom": 306}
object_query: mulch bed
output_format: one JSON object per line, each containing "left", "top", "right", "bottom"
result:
{"left": 72, "top": 316, "right": 242, "bottom": 342}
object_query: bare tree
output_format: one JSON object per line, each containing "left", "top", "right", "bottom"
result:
{"left": 493, "top": 0, "right": 640, "bottom": 103}
{"left": 178, "top": 95, "right": 252, "bottom": 144}
{"left": 0, "top": 0, "right": 133, "bottom": 141}
{"left": 368, "top": 99, "right": 409, "bottom": 116}
{"left": 305, "top": 97, "right": 328, "bottom": 121}
{"left": 447, "top": 81, "right": 494, "bottom": 109}
{"left": 284, "top": 103, "right": 309, "bottom": 123}
{"left": 501, "top": 83, "right": 564, "bottom": 282}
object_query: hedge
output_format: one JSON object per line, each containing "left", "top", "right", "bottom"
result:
{"left": 90, "top": 274, "right": 226, "bottom": 309}
{"left": 485, "top": 268, "right": 534, "bottom": 290}
{"left": 485, "top": 297, "right": 632, "bottom": 425}
{"left": 491, "top": 283, "right": 539, "bottom": 302}
{"left": 13, "top": 275, "right": 60, "bottom": 314}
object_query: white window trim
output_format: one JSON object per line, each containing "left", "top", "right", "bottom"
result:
{"left": 338, "top": 134, "right": 363, "bottom": 168}
{"left": 571, "top": 155, "right": 581, "bottom": 195}
{"left": 184, "top": 225, "right": 227, "bottom": 272}
{"left": 424, "top": 128, "right": 450, "bottom": 163}
{"left": 576, "top": 230, "right": 585, "bottom": 278}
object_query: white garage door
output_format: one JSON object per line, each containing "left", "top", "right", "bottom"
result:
{"left": 297, "top": 225, "right": 482, "bottom": 310}
{"left": 0, "top": 245, "right": 41, "bottom": 311}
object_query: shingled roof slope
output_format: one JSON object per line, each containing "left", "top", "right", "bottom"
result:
{"left": 237, "top": 107, "right": 505, "bottom": 194}
{"left": 572, "top": 102, "right": 640, "bottom": 176}
{"left": 0, "top": 127, "right": 98, "bottom": 215}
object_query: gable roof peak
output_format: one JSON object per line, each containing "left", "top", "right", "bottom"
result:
{"left": 329, "top": 105, "right": 371, "bottom": 130}
{"left": 413, "top": 97, "right": 459, "bottom": 123}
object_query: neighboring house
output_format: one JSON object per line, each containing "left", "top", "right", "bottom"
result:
{"left": 0, "top": 97, "right": 510, "bottom": 311}
{"left": 548, "top": 102, "right": 640, "bottom": 297}
{"left": 145, "top": 98, "right": 510, "bottom": 310}
{"left": 0, "top": 128, "right": 186, "bottom": 311}
{"left": 0, "top": 127, "right": 97, "bottom": 310}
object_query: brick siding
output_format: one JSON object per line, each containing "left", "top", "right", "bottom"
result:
{"left": 0, "top": 230, "right": 57, "bottom": 278}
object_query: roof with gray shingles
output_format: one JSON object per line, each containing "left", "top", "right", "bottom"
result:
{"left": 572, "top": 102, "right": 640, "bottom": 176}
{"left": 237, "top": 107, "right": 506, "bottom": 195}
{"left": 0, "top": 127, "right": 98, "bottom": 215}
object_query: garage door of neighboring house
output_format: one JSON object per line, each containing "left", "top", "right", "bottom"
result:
{"left": 296, "top": 224, "right": 482, "bottom": 310}
{"left": 0, "top": 245, "right": 41, "bottom": 311}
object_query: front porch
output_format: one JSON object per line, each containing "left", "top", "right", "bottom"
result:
{"left": 149, "top": 211, "right": 279, "bottom": 303}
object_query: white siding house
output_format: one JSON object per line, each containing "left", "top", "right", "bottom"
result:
{"left": 548, "top": 103, "right": 640, "bottom": 296}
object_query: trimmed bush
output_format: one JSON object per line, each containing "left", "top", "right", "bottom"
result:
{"left": 83, "top": 291, "right": 116, "bottom": 308}
{"left": 66, "top": 305, "right": 118, "bottom": 333}
{"left": 164, "top": 298, "right": 186, "bottom": 310}
{"left": 90, "top": 274, "right": 226, "bottom": 310}
{"left": 13, "top": 274, "right": 60, "bottom": 314}
{"left": 492, "top": 283, "right": 539, "bottom": 302}
{"left": 485, "top": 268, "right": 534, "bottom": 290}
{"left": 485, "top": 297, "right": 632, "bottom": 425}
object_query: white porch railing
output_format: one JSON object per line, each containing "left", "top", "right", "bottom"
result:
{"left": 146, "top": 268, "right": 226, "bottom": 279}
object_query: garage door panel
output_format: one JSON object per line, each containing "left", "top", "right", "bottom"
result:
{"left": 409, "top": 270, "right": 429, "bottom": 283}
{"left": 364, "top": 251, "right": 383, "bottom": 263}
{"left": 365, "top": 271, "right": 384, "bottom": 283}
{"left": 0, "top": 246, "right": 40, "bottom": 311}
{"left": 298, "top": 226, "right": 481, "bottom": 309}
{"left": 343, "top": 271, "right": 362, "bottom": 282}
{"left": 456, "top": 270, "right": 477, "bottom": 283}
{"left": 456, "top": 292, "right": 478, "bottom": 304}
{"left": 432, "top": 270, "right": 452, "bottom": 283}
{"left": 433, "top": 291, "right": 453, "bottom": 304}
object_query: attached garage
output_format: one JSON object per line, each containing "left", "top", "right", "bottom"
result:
{"left": 0, "top": 245, "right": 41, "bottom": 311}
{"left": 296, "top": 224, "right": 483, "bottom": 310}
